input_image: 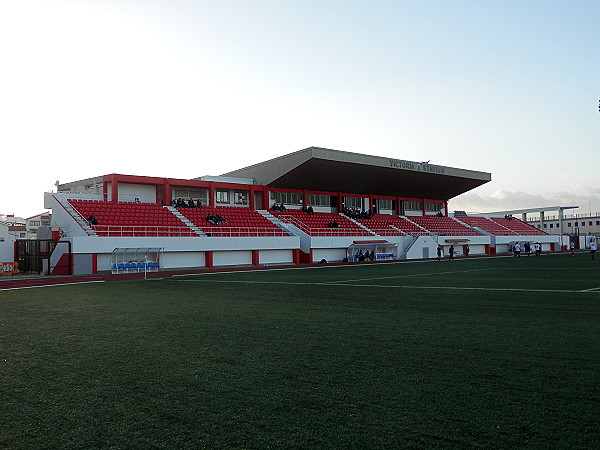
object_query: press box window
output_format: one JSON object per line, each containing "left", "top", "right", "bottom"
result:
{"left": 402, "top": 201, "right": 422, "bottom": 212}
{"left": 216, "top": 190, "right": 230, "bottom": 204}
{"left": 307, "top": 194, "right": 331, "bottom": 207}
{"left": 425, "top": 202, "right": 443, "bottom": 213}
{"left": 271, "top": 191, "right": 302, "bottom": 205}
{"left": 234, "top": 191, "right": 248, "bottom": 205}
{"left": 378, "top": 199, "right": 392, "bottom": 210}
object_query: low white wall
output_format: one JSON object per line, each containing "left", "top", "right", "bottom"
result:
{"left": 70, "top": 233, "right": 300, "bottom": 272}
{"left": 0, "top": 241, "right": 13, "bottom": 262}
{"left": 98, "top": 253, "right": 112, "bottom": 271}
{"left": 493, "top": 235, "right": 559, "bottom": 255}
{"left": 162, "top": 251, "right": 207, "bottom": 270}
{"left": 312, "top": 248, "right": 346, "bottom": 263}
{"left": 405, "top": 235, "right": 438, "bottom": 259}
{"left": 260, "top": 249, "right": 293, "bottom": 265}
{"left": 213, "top": 250, "right": 252, "bottom": 267}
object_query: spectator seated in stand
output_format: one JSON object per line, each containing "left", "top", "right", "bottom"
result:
{"left": 188, "top": 199, "right": 195, "bottom": 208}
{"left": 88, "top": 213, "right": 98, "bottom": 225}
{"left": 206, "top": 214, "right": 226, "bottom": 225}
{"left": 343, "top": 206, "right": 371, "bottom": 220}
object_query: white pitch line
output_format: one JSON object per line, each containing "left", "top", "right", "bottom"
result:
{"left": 0, "top": 280, "right": 105, "bottom": 291}
{"left": 176, "top": 278, "right": 598, "bottom": 294}
{"left": 323, "top": 268, "right": 494, "bottom": 284}
{"left": 580, "top": 286, "right": 600, "bottom": 292}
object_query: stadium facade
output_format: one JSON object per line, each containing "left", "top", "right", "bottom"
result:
{"left": 42, "top": 147, "right": 560, "bottom": 275}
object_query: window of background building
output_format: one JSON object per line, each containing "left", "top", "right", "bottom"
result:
{"left": 216, "top": 190, "right": 230, "bottom": 204}
{"left": 402, "top": 200, "right": 421, "bottom": 212}
{"left": 378, "top": 199, "right": 393, "bottom": 210}
{"left": 307, "top": 194, "right": 331, "bottom": 207}
{"left": 173, "top": 188, "right": 209, "bottom": 205}
{"left": 234, "top": 190, "right": 248, "bottom": 205}
{"left": 425, "top": 202, "right": 443, "bottom": 213}
{"left": 271, "top": 191, "right": 302, "bottom": 205}
{"left": 344, "top": 197, "right": 362, "bottom": 209}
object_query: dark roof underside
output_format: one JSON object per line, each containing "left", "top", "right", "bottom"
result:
{"left": 266, "top": 159, "right": 487, "bottom": 200}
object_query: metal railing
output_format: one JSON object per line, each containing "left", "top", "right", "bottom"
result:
{"left": 197, "top": 226, "right": 289, "bottom": 237}
{"left": 277, "top": 215, "right": 374, "bottom": 236}
{"left": 92, "top": 225, "right": 289, "bottom": 237}
{"left": 93, "top": 225, "right": 197, "bottom": 237}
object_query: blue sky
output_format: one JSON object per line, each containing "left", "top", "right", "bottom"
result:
{"left": 1, "top": 0, "right": 598, "bottom": 218}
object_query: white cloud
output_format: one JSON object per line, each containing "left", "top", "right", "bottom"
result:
{"left": 449, "top": 188, "right": 600, "bottom": 215}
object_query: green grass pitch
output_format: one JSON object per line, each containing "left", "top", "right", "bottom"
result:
{"left": 1, "top": 253, "right": 599, "bottom": 448}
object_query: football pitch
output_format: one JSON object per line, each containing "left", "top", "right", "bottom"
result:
{"left": 1, "top": 253, "right": 599, "bottom": 448}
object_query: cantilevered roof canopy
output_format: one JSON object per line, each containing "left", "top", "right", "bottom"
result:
{"left": 222, "top": 147, "right": 491, "bottom": 200}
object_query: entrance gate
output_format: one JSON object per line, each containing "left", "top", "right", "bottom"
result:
{"left": 15, "top": 240, "right": 72, "bottom": 275}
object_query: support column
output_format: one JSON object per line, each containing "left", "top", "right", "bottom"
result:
{"left": 163, "top": 181, "right": 171, "bottom": 206}
{"left": 111, "top": 177, "right": 119, "bottom": 204}
{"left": 558, "top": 208, "right": 565, "bottom": 235}
{"left": 252, "top": 250, "right": 259, "bottom": 266}
{"left": 208, "top": 182, "right": 215, "bottom": 207}
{"left": 205, "top": 251, "right": 213, "bottom": 269}
{"left": 299, "top": 249, "right": 313, "bottom": 264}
{"left": 103, "top": 179, "right": 109, "bottom": 201}
{"left": 293, "top": 249, "right": 300, "bottom": 264}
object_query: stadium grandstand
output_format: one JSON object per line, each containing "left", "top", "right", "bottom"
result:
{"left": 40, "top": 146, "right": 561, "bottom": 275}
